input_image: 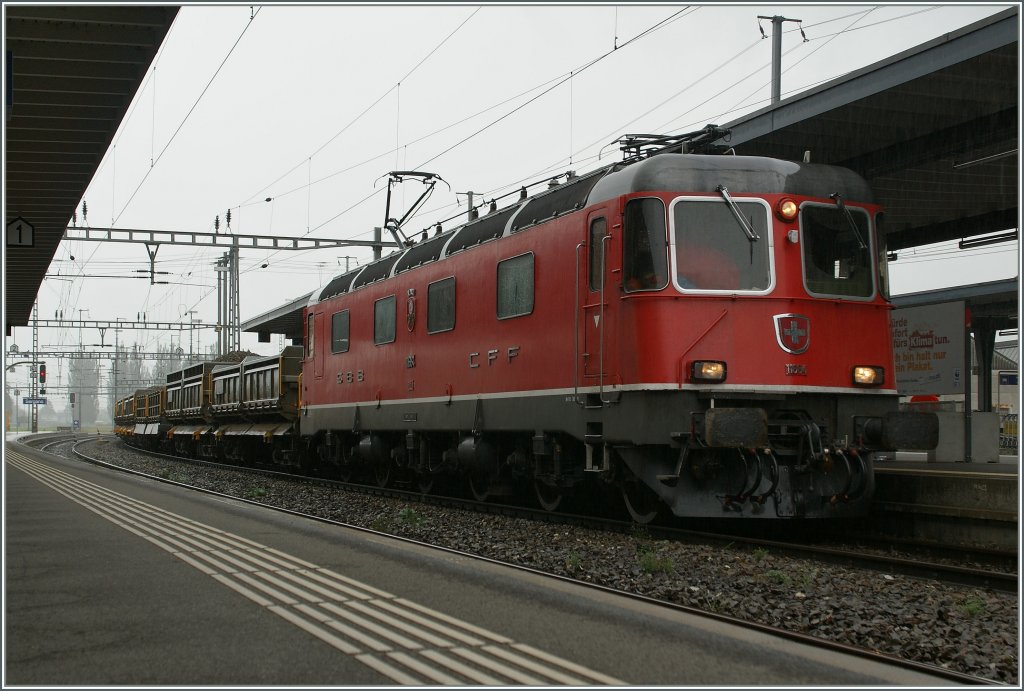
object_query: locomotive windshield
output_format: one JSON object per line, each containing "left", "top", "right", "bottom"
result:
{"left": 801, "top": 203, "right": 874, "bottom": 298}
{"left": 671, "top": 198, "right": 771, "bottom": 292}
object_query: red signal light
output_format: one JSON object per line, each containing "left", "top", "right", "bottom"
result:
{"left": 39, "top": 364, "right": 46, "bottom": 383}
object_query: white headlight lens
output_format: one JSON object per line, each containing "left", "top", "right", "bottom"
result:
{"left": 692, "top": 360, "right": 727, "bottom": 382}
{"left": 853, "top": 366, "right": 883, "bottom": 386}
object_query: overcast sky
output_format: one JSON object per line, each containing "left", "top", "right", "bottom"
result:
{"left": 4, "top": 2, "right": 1018, "bottom": 403}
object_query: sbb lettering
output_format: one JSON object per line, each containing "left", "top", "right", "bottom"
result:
{"left": 336, "top": 370, "right": 364, "bottom": 384}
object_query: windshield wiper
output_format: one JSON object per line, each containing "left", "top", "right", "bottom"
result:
{"left": 716, "top": 185, "right": 759, "bottom": 242}
{"left": 830, "top": 193, "right": 868, "bottom": 250}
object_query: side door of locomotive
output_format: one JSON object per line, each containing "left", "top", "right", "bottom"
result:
{"left": 580, "top": 207, "right": 618, "bottom": 393}
{"left": 313, "top": 311, "right": 325, "bottom": 380}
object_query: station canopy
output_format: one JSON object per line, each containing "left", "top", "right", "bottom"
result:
{"left": 716, "top": 7, "right": 1017, "bottom": 252}
{"left": 4, "top": 6, "right": 178, "bottom": 335}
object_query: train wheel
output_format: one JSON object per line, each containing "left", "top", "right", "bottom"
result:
{"left": 621, "top": 477, "right": 661, "bottom": 525}
{"left": 416, "top": 473, "right": 434, "bottom": 494}
{"left": 373, "top": 458, "right": 393, "bottom": 488}
{"left": 468, "top": 471, "right": 491, "bottom": 502}
{"left": 533, "top": 479, "right": 563, "bottom": 512}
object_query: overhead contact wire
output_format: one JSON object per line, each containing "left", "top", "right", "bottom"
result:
{"left": 413, "top": 7, "right": 692, "bottom": 171}
{"left": 262, "top": 72, "right": 568, "bottom": 206}
{"left": 240, "top": 7, "right": 481, "bottom": 209}
{"left": 114, "top": 7, "right": 263, "bottom": 225}
{"left": 260, "top": 7, "right": 694, "bottom": 235}
{"left": 232, "top": 6, "right": 485, "bottom": 277}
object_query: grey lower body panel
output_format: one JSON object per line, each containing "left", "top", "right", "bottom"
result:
{"left": 302, "top": 388, "right": 899, "bottom": 446}
{"left": 300, "top": 388, "right": 903, "bottom": 519}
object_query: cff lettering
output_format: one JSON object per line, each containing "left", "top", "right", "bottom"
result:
{"left": 469, "top": 346, "right": 521, "bottom": 368}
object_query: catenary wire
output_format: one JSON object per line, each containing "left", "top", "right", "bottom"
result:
{"left": 239, "top": 7, "right": 481, "bottom": 209}
{"left": 304, "top": 6, "right": 697, "bottom": 240}
{"left": 231, "top": 8, "right": 698, "bottom": 281}
{"left": 113, "top": 8, "right": 263, "bottom": 225}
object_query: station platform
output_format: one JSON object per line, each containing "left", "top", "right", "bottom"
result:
{"left": 871, "top": 454, "right": 1018, "bottom": 550}
{"left": 4, "top": 440, "right": 951, "bottom": 686}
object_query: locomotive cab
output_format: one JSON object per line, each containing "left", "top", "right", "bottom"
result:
{"left": 584, "top": 154, "right": 938, "bottom": 519}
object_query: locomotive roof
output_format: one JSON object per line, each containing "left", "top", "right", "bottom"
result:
{"left": 309, "top": 153, "right": 872, "bottom": 307}
{"left": 586, "top": 154, "right": 875, "bottom": 205}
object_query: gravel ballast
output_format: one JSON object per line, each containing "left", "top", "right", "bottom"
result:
{"left": 49, "top": 439, "right": 1021, "bottom": 684}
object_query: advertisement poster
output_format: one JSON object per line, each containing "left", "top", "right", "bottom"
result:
{"left": 890, "top": 301, "right": 966, "bottom": 395}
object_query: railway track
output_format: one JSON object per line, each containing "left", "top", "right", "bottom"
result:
{"left": 41, "top": 435, "right": 999, "bottom": 686}
{"left": 50, "top": 434, "right": 1016, "bottom": 594}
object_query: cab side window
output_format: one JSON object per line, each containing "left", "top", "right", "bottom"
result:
{"left": 623, "top": 198, "right": 668, "bottom": 292}
{"left": 332, "top": 310, "right": 350, "bottom": 353}
{"left": 305, "top": 313, "right": 314, "bottom": 359}
{"left": 589, "top": 218, "right": 607, "bottom": 291}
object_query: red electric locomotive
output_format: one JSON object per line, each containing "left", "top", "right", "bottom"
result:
{"left": 300, "top": 127, "right": 937, "bottom": 521}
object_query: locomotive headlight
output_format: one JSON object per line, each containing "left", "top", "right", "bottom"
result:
{"left": 853, "top": 366, "right": 884, "bottom": 386}
{"left": 691, "top": 360, "right": 727, "bottom": 383}
{"left": 776, "top": 198, "right": 798, "bottom": 221}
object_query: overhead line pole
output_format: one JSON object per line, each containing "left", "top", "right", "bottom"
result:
{"left": 31, "top": 302, "right": 39, "bottom": 433}
{"left": 230, "top": 245, "right": 240, "bottom": 352}
{"left": 757, "top": 14, "right": 803, "bottom": 105}
{"left": 216, "top": 254, "right": 227, "bottom": 355}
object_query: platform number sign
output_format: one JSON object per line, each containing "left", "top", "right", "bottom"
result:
{"left": 6, "top": 216, "right": 34, "bottom": 247}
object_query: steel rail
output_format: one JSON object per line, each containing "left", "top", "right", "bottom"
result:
{"left": 59, "top": 436, "right": 1000, "bottom": 687}
{"left": 49, "top": 434, "right": 1019, "bottom": 593}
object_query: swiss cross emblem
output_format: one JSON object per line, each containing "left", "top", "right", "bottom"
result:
{"left": 774, "top": 314, "right": 810, "bottom": 354}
